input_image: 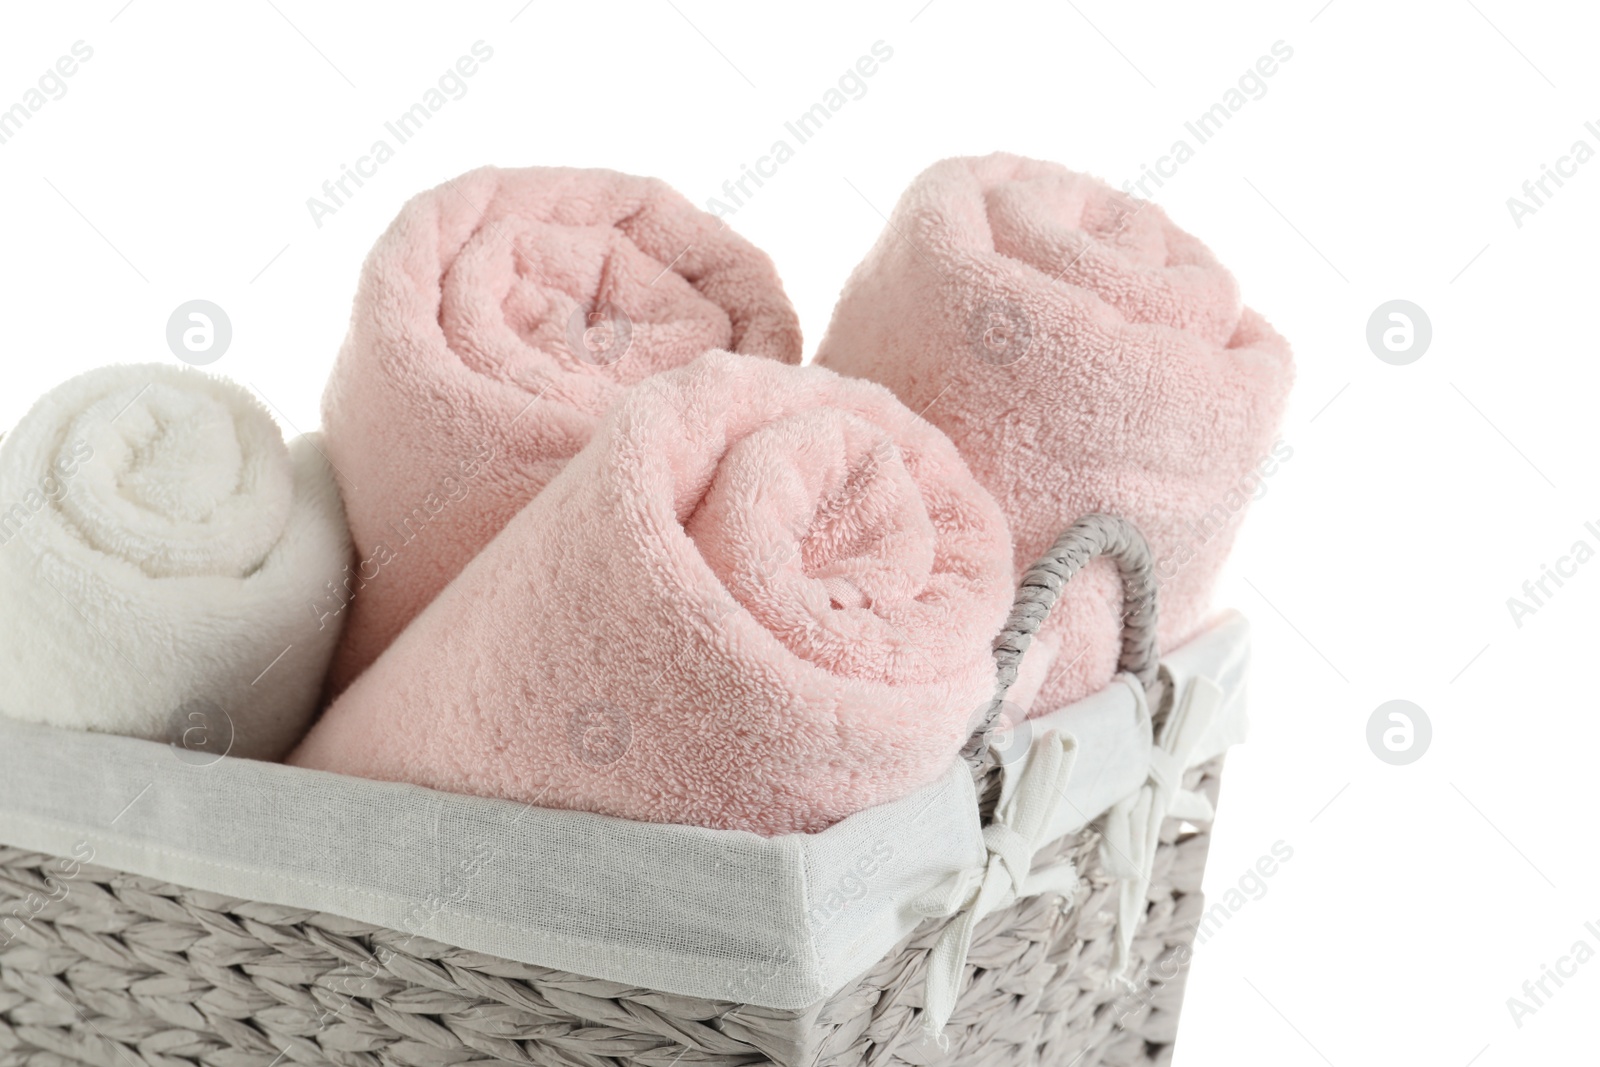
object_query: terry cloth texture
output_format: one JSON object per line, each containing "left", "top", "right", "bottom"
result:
{"left": 321, "top": 165, "right": 803, "bottom": 693}
{"left": 815, "top": 152, "right": 1292, "bottom": 711}
{"left": 0, "top": 363, "right": 350, "bottom": 760}
{"left": 292, "top": 352, "right": 1013, "bottom": 836}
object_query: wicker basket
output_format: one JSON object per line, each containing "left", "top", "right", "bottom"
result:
{"left": 0, "top": 515, "right": 1231, "bottom": 1067}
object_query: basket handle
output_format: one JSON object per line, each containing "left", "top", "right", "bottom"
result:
{"left": 964, "top": 514, "right": 1160, "bottom": 764}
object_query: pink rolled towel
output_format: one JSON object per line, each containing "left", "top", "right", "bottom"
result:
{"left": 320, "top": 166, "right": 802, "bottom": 694}
{"left": 291, "top": 352, "right": 1013, "bottom": 835}
{"left": 815, "top": 153, "right": 1293, "bottom": 712}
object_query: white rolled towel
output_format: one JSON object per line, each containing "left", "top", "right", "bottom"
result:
{"left": 0, "top": 364, "right": 350, "bottom": 760}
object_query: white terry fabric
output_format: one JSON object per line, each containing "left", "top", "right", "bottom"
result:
{"left": 0, "top": 612, "right": 1250, "bottom": 1010}
{"left": 0, "top": 364, "right": 350, "bottom": 760}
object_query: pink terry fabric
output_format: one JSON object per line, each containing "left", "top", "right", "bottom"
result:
{"left": 291, "top": 352, "right": 1013, "bottom": 836}
{"left": 320, "top": 166, "right": 802, "bottom": 695}
{"left": 815, "top": 153, "right": 1293, "bottom": 712}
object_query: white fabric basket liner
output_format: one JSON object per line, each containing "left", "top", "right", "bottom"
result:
{"left": 0, "top": 613, "right": 1249, "bottom": 1010}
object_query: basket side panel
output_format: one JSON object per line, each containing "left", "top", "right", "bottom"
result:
{"left": 811, "top": 757, "right": 1225, "bottom": 1067}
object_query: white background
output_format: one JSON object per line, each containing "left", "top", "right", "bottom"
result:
{"left": 3, "top": 1, "right": 1597, "bottom": 1063}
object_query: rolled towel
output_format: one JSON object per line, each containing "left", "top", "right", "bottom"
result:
{"left": 815, "top": 153, "right": 1293, "bottom": 711}
{"left": 291, "top": 352, "right": 1012, "bottom": 835}
{"left": 0, "top": 364, "right": 350, "bottom": 760}
{"left": 321, "top": 165, "right": 803, "bottom": 694}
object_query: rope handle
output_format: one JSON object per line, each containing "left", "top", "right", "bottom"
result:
{"left": 963, "top": 514, "right": 1160, "bottom": 769}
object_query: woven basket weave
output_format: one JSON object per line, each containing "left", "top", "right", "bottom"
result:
{"left": 0, "top": 515, "right": 1223, "bottom": 1067}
